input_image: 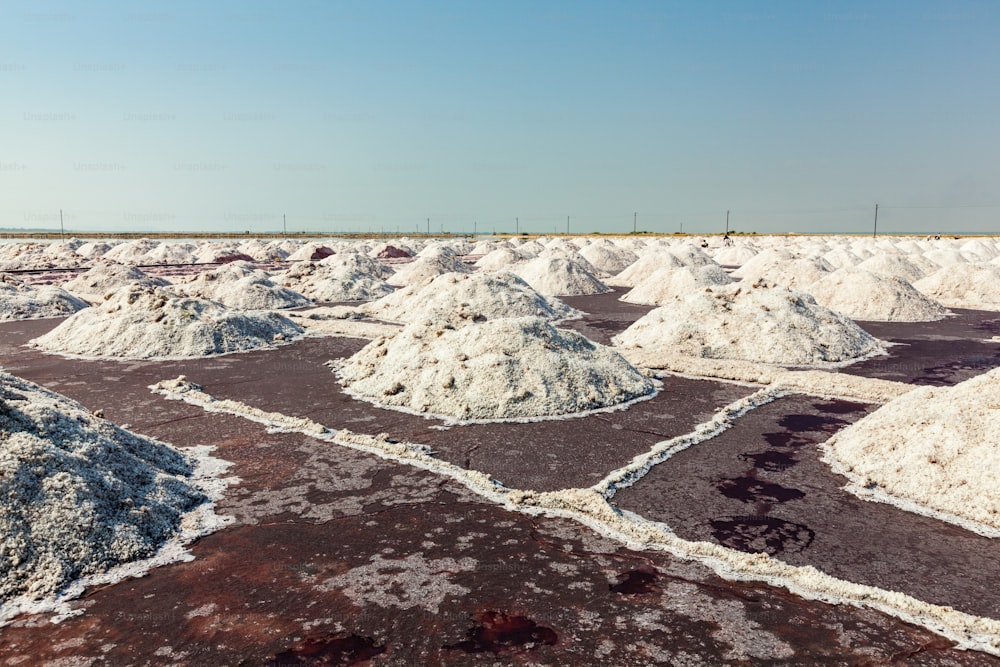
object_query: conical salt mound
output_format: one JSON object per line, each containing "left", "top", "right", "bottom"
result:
{"left": 336, "top": 316, "right": 656, "bottom": 422}
{"left": 855, "top": 253, "right": 934, "bottom": 283}
{"left": 0, "top": 275, "right": 90, "bottom": 321}
{"left": 511, "top": 256, "right": 611, "bottom": 296}
{"left": 180, "top": 261, "right": 310, "bottom": 310}
{"left": 61, "top": 261, "right": 170, "bottom": 303}
{"left": 280, "top": 253, "right": 394, "bottom": 303}
{"left": 386, "top": 249, "right": 471, "bottom": 287}
{"left": 474, "top": 247, "right": 522, "bottom": 272}
{"left": 613, "top": 281, "right": 885, "bottom": 366}
{"left": 913, "top": 264, "right": 1000, "bottom": 310}
{"left": 620, "top": 265, "right": 733, "bottom": 306}
{"left": 734, "top": 255, "right": 833, "bottom": 289}
{"left": 825, "top": 367, "right": 1000, "bottom": 533}
{"left": 606, "top": 250, "right": 686, "bottom": 287}
{"left": 29, "top": 286, "right": 303, "bottom": 360}
{"left": 361, "top": 271, "right": 577, "bottom": 325}
{"left": 0, "top": 371, "right": 217, "bottom": 609}
{"left": 576, "top": 242, "right": 638, "bottom": 275}
{"left": 807, "top": 268, "right": 948, "bottom": 322}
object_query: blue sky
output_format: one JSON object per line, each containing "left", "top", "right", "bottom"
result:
{"left": 2, "top": 1, "right": 998, "bottom": 234}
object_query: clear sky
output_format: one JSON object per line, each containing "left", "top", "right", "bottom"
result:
{"left": 2, "top": 0, "right": 998, "bottom": 235}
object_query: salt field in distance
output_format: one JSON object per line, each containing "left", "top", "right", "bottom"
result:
{"left": 4, "top": 232, "right": 1000, "bottom": 663}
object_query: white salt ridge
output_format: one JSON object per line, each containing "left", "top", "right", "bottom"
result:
{"left": 474, "top": 247, "right": 522, "bottom": 272}
{"left": 511, "top": 256, "right": 611, "bottom": 296}
{"left": 606, "top": 250, "right": 686, "bottom": 287}
{"left": 735, "top": 255, "right": 833, "bottom": 290}
{"left": 855, "top": 253, "right": 936, "bottom": 283}
{"left": 614, "top": 282, "right": 885, "bottom": 366}
{"left": 0, "top": 275, "right": 90, "bottom": 321}
{"left": 281, "top": 253, "right": 394, "bottom": 302}
{"left": 0, "top": 372, "right": 233, "bottom": 622}
{"left": 101, "top": 239, "right": 163, "bottom": 265}
{"left": 914, "top": 264, "right": 1000, "bottom": 310}
{"left": 620, "top": 265, "right": 733, "bottom": 306}
{"left": 711, "top": 244, "right": 758, "bottom": 267}
{"left": 60, "top": 261, "right": 170, "bottom": 303}
{"left": 179, "top": 261, "right": 310, "bottom": 310}
{"left": 807, "top": 268, "right": 949, "bottom": 322}
{"left": 576, "top": 242, "right": 637, "bottom": 275}
{"left": 30, "top": 285, "right": 303, "bottom": 360}
{"left": 336, "top": 316, "right": 656, "bottom": 422}
{"left": 140, "top": 242, "right": 198, "bottom": 265}
{"left": 285, "top": 241, "right": 336, "bottom": 262}
{"left": 824, "top": 367, "right": 1000, "bottom": 536}
{"left": 362, "top": 271, "right": 578, "bottom": 326}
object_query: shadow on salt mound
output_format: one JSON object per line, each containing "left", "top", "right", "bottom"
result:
{"left": 613, "top": 281, "right": 885, "bottom": 366}
{"left": 823, "top": 367, "right": 1000, "bottom": 536}
{"left": 361, "top": 271, "right": 578, "bottom": 325}
{"left": 0, "top": 275, "right": 90, "bottom": 321}
{"left": 511, "top": 256, "right": 611, "bottom": 296}
{"left": 808, "top": 268, "right": 949, "bottom": 322}
{"left": 280, "top": 253, "right": 395, "bottom": 303}
{"left": 620, "top": 265, "right": 732, "bottom": 306}
{"left": 179, "top": 261, "right": 310, "bottom": 310}
{"left": 335, "top": 316, "right": 657, "bottom": 423}
{"left": 28, "top": 285, "right": 303, "bottom": 360}
{"left": 0, "top": 371, "right": 230, "bottom": 622}
{"left": 913, "top": 264, "right": 1000, "bottom": 310}
{"left": 60, "top": 261, "right": 170, "bottom": 304}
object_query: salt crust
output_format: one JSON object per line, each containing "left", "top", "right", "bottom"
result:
{"left": 0, "top": 372, "right": 234, "bottom": 625}
{"left": 60, "top": 262, "right": 170, "bottom": 304}
{"left": 29, "top": 286, "right": 303, "bottom": 360}
{"left": 620, "top": 265, "right": 732, "bottom": 306}
{"left": 807, "top": 268, "right": 949, "bottom": 322}
{"left": 360, "top": 271, "right": 579, "bottom": 326}
{"left": 286, "top": 307, "right": 401, "bottom": 339}
{"left": 150, "top": 378, "right": 1000, "bottom": 656}
{"left": 823, "top": 367, "right": 1000, "bottom": 536}
{"left": 335, "top": 317, "right": 657, "bottom": 422}
{"left": 0, "top": 276, "right": 89, "bottom": 321}
{"left": 914, "top": 264, "right": 1000, "bottom": 310}
{"left": 279, "top": 253, "right": 394, "bottom": 303}
{"left": 511, "top": 256, "right": 611, "bottom": 296}
{"left": 177, "top": 261, "right": 310, "bottom": 310}
{"left": 613, "top": 282, "right": 885, "bottom": 366}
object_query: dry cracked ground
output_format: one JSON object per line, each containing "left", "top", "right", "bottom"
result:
{"left": 2, "top": 290, "right": 1000, "bottom": 665}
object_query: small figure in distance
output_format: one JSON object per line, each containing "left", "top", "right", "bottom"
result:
{"left": 723, "top": 232, "right": 733, "bottom": 247}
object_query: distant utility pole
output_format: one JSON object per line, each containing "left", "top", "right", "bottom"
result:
{"left": 633, "top": 211, "right": 637, "bottom": 233}
{"left": 516, "top": 217, "right": 519, "bottom": 234}
{"left": 725, "top": 210, "right": 730, "bottom": 234}
{"left": 473, "top": 221, "right": 477, "bottom": 238}
{"left": 283, "top": 213, "right": 287, "bottom": 236}
{"left": 566, "top": 215, "right": 570, "bottom": 235}
{"left": 59, "top": 209, "right": 64, "bottom": 241}
{"left": 873, "top": 203, "right": 879, "bottom": 238}
{"left": 427, "top": 218, "right": 430, "bottom": 235}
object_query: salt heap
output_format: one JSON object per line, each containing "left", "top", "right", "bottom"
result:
{"left": 101, "top": 238, "right": 162, "bottom": 265}
{"left": 711, "top": 244, "right": 758, "bottom": 268}
{"left": 606, "top": 250, "right": 686, "bottom": 287}
{"left": 474, "top": 247, "right": 523, "bottom": 272}
{"left": 855, "top": 253, "right": 936, "bottom": 283}
{"left": 734, "top": 255, "right": 833, "bottom": 290}
{"left": 336, "top": 316, "right": 655, "bottom": 422}
{"left": 613, "top": 281, "right": 885, "bottom": 366}
{"left": 0, "top": 371, "right": 216, "bottom": 608}
{"left": 140, "top": 242, "right": 198, "bottom": 265}
{"left": 913, "top": 264, "right": 1000, "bottom": 310}
{"left": 824, "top": 367, "right": 1000, "bottom": 533}
{"left": 286, "top": 242, "right": 337, "bottom": 262}
{"left": 576, "top": 241, "right": 638, "bottom": 275}
{"left": 61, "top": 262, "right": 170, "bottom": 304}
{"left": 361, "top": 271, "right": 578, "bottom": 324}
{"left": 29, "top": 285, "right": 302, "bottom": 359}
{"left": 387, "top": 247, "right": 471, "bottom": 287}
{"left": 511, "top": 256, "right": 611, "bottom": 296}
{"left": 0, "top": 275, "right": 89, "bottom": 321}
{"left": 620, "top": 265, "right": 733, "bottom": 306}
{"left": 280, "top": 253, "right": 394, "bottom": 302}
{"left": 807, "top": 268, "right": 948, "bottom": 322}
{"left": 180, "top": 261, "right": 310, "bottom": 310}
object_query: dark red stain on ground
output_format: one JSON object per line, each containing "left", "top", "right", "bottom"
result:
{"left": 711, "top": 516, "right": 816, "bottom": 555}
{"left": 443, "top": 611, "right": 558, "bottom": 655}
{"left": 609, "top": 566, "right": 661, "bottom": 595}
{"left": 739, "top": 449, "right": 798, "bottom": 472}
{"left": 268, "top": 633, "right": 385, "bottom": 666}
{"left": 717, "top": 475, "right": 806, "bottom": 504}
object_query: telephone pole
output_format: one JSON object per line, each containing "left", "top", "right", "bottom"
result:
{"left": 873, "top": 203, "right": 879, "bottom": 238}
{"left": 566, "top": 215, "right": 570, "bottom": 235}
{"left": 633, "top": 211, "right": 637, "bottom": 233}
{"left": 725, "top": 210, "right": 730, "bottom": 234}
{"left": 515, "top": 216, "right": 519, "bottom": 234}
{"left": 282, "top": 213, "right": 286, "bottom": 236}
{"left": 59, "top": 209, "right": 65, "bottom": 241}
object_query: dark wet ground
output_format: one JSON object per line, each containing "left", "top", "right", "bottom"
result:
{"left": 2, "top": 295, "right": 1000, "bottom": 664}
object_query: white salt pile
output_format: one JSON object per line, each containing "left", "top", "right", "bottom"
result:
{"left": 576, "top": 242, "right": 638, "bottom": 275}
{"left": 140, "top": 242, "right": 198, "bottom": 265}
{"left": 855, "top": 253, "right": 936, "bottom": 283}
{"left": 386, "top": 248, "right": 471, "bottom": 287}
{"left": 29, "top": 285, "right": 302, "bottom": 359}
{"left": 511, "top": 256, "right": 611, "bottom": 296}
{"left": 361, "top": 271, "right": 578, "bottom": 325}
{"left": 179, "top": 261, "right": 310, "bottom": 310}
{"left": 280, "top": 253, "right": 394, "bottom": 303}
{"left": 0, "top": 371, "right": 225, "bottom": 612}
{"left": 620, "top": 265, "right": 733, "bottom": 306}
{"left": 75, "top": 241, "right": 115, "bottom": 260}
{"left": 807, "top": 268, "right": 949, "bottom": 322}
{"left": 286, "top": 241, "right": 337, "bottom": 262}
{"left": 60, "top": 262, "right": 170, "bottom": 304}
{"left": 474, "top": 247, "right": 523, "bottom": 272}
{"left": 606, "top": 250, "right": 686, "bottom": 288}
{"left": 335, "top": 316, "right": 656, "bottom": 422}
{"left": 0, "top": 275, "right": 89, "bottom": 321}
{"left": 913, "top": 264, "right": 1000, "bottom": 310}
{"left": 101, "top": 238, "right": 163, "bottom": 265}
{"left": 711, "top": 244, "right": 758, "bottom": 268}
{"left": 824, "top": 367, "right": 1000, "bottom": 535}
{"left": 734, "top": 255, "right": 833, "bottom": 290}
{"left": 613, "top": 281, "right": 885, "bottom": 366}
